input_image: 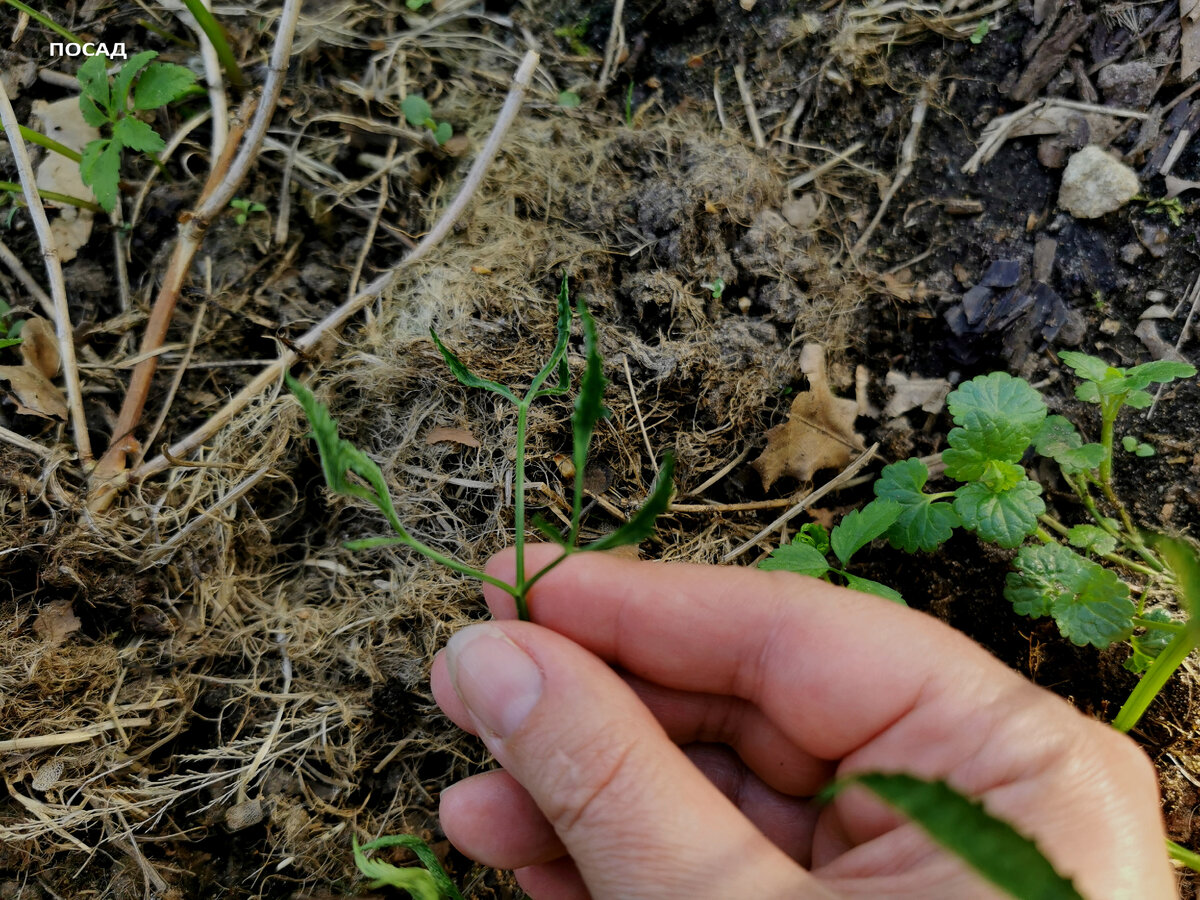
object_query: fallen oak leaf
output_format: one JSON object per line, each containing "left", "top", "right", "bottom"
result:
{"left": 752, "top": 344, "right": 865, "bottom": 490}
{"left": 0, "top": 365, "right": 67, "bottom": 419}
{"left": 425, "top": 425, "right": 481, "bottom": 448}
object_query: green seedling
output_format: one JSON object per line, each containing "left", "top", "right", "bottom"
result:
{"left": 557, "top": 90, "right": 582, "bottom": 108}
{"left": 968, "top": 18, "right": 990, "bottom": 44}
{"left": 823, "top": 772, "right": 1083, "bottom": 899}
{"left": 553, "top": 18, "right": 592, "bottom": 56}
{"left": 761, "top": 508, "right": 906, "bottom": 604}
{"left": 0, "top": 299, "right": 22, "bottom": 350}
{"left": 1121, "top": 435, "right": 1155, "bottom": 457}
{"left": 1142, "top": 195, "right": 1185, "bottom": 227}
{"left": 76, "top": 51, "right": 198, "bottom": 212}
{"left": 289, "top": 278, "right": 674, "bottom": 621}
{"left": 701, "top": 277, "right": 725, "bottom": 300}
{"left": 401, "top": 94, "right": 453, "bottom": 145}
{"left": 405, "top": 0, "right": 433, "bottom": 9}
{"left": 353, "top": 834, "right": 465, "bottom": 900}
{"left": 230, "top": 197, "right": 266, "bottom": 225}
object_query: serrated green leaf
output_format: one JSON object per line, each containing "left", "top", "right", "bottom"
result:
{"left": 1066, "top": 525, "right": 1117, "bottom": 556}
{"left": 943, "top": 421, "right": 1033, "bottom": 481}
{"left": 1074, "top": 380, "right": 1100, "bottom": 404}
{"left": 760, "top": 539, "right": 831, "bottom": 577}
{"left": 0, "top": 338, "right": 21, "bottom": 350}
{"left": 1057, "top": 351, "right": 1111, "bottom": 383}
{"left": 830, "top": 499, "right": 902, "bottom": 566}
{"left": 1005, "top": 543, "right": 1133, "bottom": 647}
{"left": 428, "top": 328, "right": 518, "bottom": 404}
{"left": 401, "top": 94, "right": 432, "bottom": 127}
{"left": 112, "top": 50, "right": 158, "bottom": 111}
{"left": 586, "top": 454, "right": 674, "bottom": 551}
{"left": 1125, "top": 609, "right": 1175, "bottom": 674}
{"left": 946, "top": 372, "right": 1047, "bottom": 437}
{"left": 1032, "top": 415, "right": 1081, "bottom": 457}
{"left": 1124, "top": 359, "right": 1197, "bottom": 389}
{"left": 79, "top": 138, "right": 121, "bottom": 213}
{"left": 112, "top": 116, "right": 165, "bottom": 153}
{"left": 79, "top": 92, "right": 110, "bottom": 128}
{"left": 843, "top": 573, "right": 906, "bottom": 605}
{"left": 1054, "top": 443, "right": 1105, "bottom": 474}
{"left": 571, "top": 300, "right": 607, "bottom": 534}
{"left": 359, "top": 834, "right": 467, "bottom": 900}
{"left": 954, "top": 479, "right": 1044, "bottom": 548}
{"left": 874, "top": 458, "right": 960, "bottom": 553}
{"left": 978, "top": 459, "right": 1025, "bottom": 492}
{"left": 76, "top": 54, "right": 111, "bottom": 116}
{"left": 1124, "top": 389, "right": 1153, "bottom": 409}
{"left": 133, "top": 62, "right": 197, "bottom": 109}
{"left": 352, "top": 837, "right": 442, "bottom": 899}
{"left": 798, "top": 522, "right": 830, "bottom": 556}
{"left": 824, "top": 773, "right": 1084, "bottom": 900}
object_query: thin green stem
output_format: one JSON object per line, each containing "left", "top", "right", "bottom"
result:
{"left": 0, "top": 181, "right": 103, "bottom": 213}
{"left": 1039, "top": 514, "right": 1164, "bottom": 578}
{"left": 401, "top": 534, "right": 521, "bottom": 599}
{"left": 1038, "top": 514, "right": 1070, "bottom": 539}
{"left": 522, "top": 550, "right": 573, "bottom": 595}
{"left": 4, "top": 125, "right": 83, "bottom": 163}
{"left": 513, "top": 400, "right": 530, "bottom": 619}
{"left": 1033, "top": 526, "right": 1055, "bottom": 544}
{"left": 1132, "top": 615, "right": 1184, "bottom": 633}
{"left": 179, "top": 0, "right": 245, "bottom": 87}
{"left": 2, "top": 0, "right": 85, "bottom": 46}
{"left": 1069, "top": 473, "right": 1164, "bottom": 573}
{"left": 1112, "top": 627, "right": 1199, "bottom": 732}
{"left": 1098, "top": 402, "right": 1116, "bottom": 485}
{"left": 1167, "top": 839, "right": 1200, "bottom": 873}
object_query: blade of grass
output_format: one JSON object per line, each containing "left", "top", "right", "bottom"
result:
{"left": 1, "top": 125, "right": 83, "bottom": 164}
{"left": 359, "top": 834, "right": 467, "bottom": 900}
{"left": 2, "top": 0, "right": 85, "bottom": 46}
{"left": 429, "top": 327, "right": 519, "bottom": 404}
{"left": 586, "top": 453, "right": 674, "bottom": 551}
{"left": 179, "top": 0, "right": 245, "bottom": 88}
{"left": 569, "top": 300, "right": 606, "bottom": 545}
{"left": 527, "top": 274, "right": 572, "bottom": 395}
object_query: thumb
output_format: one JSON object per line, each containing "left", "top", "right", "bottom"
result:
{"left": 442, "top": 621, "right": 827, "bottom": 900}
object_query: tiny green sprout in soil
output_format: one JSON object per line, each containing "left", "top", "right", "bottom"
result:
{"left": 558, "top": 90, "right": 582, "bottom": 108}
{"left": 289, "top": 277, "right": 674, "bottom": 622}
{"left": 76, "top": 51, "right": 198, "bottom": 212}
{"left": 353, "top": 834, "right": 464, "bottom": 900}
{"left": 701, "top": 277, "right": 726, "bottom": 300}
{"left": 761, "top": 353, "right": 1198, "bottom": 732}
{"left": 401, "top": 94, "right": 453, "bottom": 145}
{"left": 230, "top": 197, "right": 266, "bottom": 225}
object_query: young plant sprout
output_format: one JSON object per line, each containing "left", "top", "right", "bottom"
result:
{"left": 400, "top": 94, "right": 453, "bottom": 145}
{"left": 229, "top": 197, "right": 266, "bottom": 225}
{"left": 289, "top": 278, "right": 674, "bottom": 621}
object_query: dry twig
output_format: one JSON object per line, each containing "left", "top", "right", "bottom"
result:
{"left": 733, "top": 62, "right": 766, "bottom": 149}
{"left": 597, "top": 0, "right": 626, "bottom": 92}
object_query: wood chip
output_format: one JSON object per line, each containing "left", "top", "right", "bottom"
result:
{"left": 1009, "top": 9, "right": 1092, "bottom": 102}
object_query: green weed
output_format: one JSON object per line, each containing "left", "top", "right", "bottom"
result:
{"left": 229, "top": 197, "right": 266, "bottom": 225}
{"left": 401, "top": 94, "right": 453, "bottom": 145}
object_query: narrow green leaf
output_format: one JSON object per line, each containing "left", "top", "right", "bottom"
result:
{"left": 0, "top": 337, "right": 21, "bottom": 350}
{"left": 352, "top": 837, "right": 442, "bottom": 900}
{"left": 830, "top": 499, "right": 902, "bottom": 566}
{"left": 759, "top": 539, "right": 831, "bottom": 578}
{"left": 112, "top": 50, "right": 158, "bottom": 111}
{"left": 79, "top": 138, "right": 121, "bottom": 213}
{"left": 133, "top": 62, "right": 198, "bottom": 110}
{"left": 401, "top": 94, "right": 433, "bottom": 127}
{"left": 428, "top": 328, "right": 519, "bottom": 404}
{"left": 825, "top": 772, "right": 1084, "bottom": 900}
{"left": 112, "top": 116, "right": 165, "bottom": 153}
{"left": 359, "top": 834, "right": 467, "bottom": 900}
{"left": 534, "top": 357, "right": 572, "bottom": 398}
{"left": 953, "top": 479, "right": 1044, "bottom": 549}
{"left": 570, "top": 300, "right": 607, "bottom": 541}
{"left": 344, "top": 536, "right": 410, "bottom": 551}
{"left": 532, "top": 514, "right": 569, "bottom": 547}
{"left": 874, "top": 458, "right": 960, "bottom": 553}
{"left": 1005, "top": 543, "right": 1133, "bottom": 647}
{"left": 76, "top": 55, "right": 111, "bottom": 116}
{"left": 1152, "top": 534, "right": 1200, "bottom": 627}
{"left": 842, "top": 573, "right": 906, "bottom": 605}
{"left": 529, "top": 276, "right": 573, "bottom": 395}
{"left": 585, "top": 454, "right": 674, "bottom": 552}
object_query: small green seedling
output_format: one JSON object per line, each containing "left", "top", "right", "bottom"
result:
{"left": 0, "top": 299, "right": 23, "bottom": 350}
{"left": 289, "top": 277, "right": 674, "bottom": 621}
{"left": 968, "top": 18, "right": 990, "bottom": 44}
{"left": 1142, "top": 195, "right": 1185, "bottom": 227}
{"left": 557, "top": 90, "right": 582, "bottom": 109}
{"left": 76, "top": 51, "right": 198, "bottom": 212}
{"left": 230, "top": 197, "right": 266, "bottom": 226}
{"left": 823, "top": 772, "right": 1083, "bottom": 899}
{"left": 405, "top": 0, "right": 433, "bottom": 9}
{"left": 701, "top": 277, "right": 725, "bottom": 300}
{"left": 761, "top": 508, "right": 905, "bottom": 604}
{"left": 1121, "top": 435, "right": 1155, "bottom": 457}
{"left": 553, "top": 18, "right": 592, "bottom": 56}
{"left": 401, "top": 94, "right": 453, "bottom": 145}
{"left": 353, "top": 834, "right": 464, "bottom": 900}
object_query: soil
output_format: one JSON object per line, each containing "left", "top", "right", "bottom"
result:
{"left": 2, "top": 0, "right": 1200, "bottom": 897}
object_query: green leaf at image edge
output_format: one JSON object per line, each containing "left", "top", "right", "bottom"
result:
{"left": 358, "top": 834, "right": 466, "bottom": 900}
{"left": 823, "top": 773, "right": 1084, "bottom": 900}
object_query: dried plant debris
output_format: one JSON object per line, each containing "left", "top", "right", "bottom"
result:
{"left": 884, "top": 371, "right": 951, "bottom": 419}
{"left": 752, "top": 344, "right": 864, "bottom": 490}
{"left": 0, "top": 317, "right": 67, "bottom": 419}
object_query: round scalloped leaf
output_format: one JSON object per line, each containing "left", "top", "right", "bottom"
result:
{"left": 874, "top": 458, "right": 961, "bottom": 553}
{"left": 1066, "top": 524, "right": 1117, "bottom": 556}
{"left": 943, "top": 420, "right": 1034, "bottom": 481}
{"left": 1005, "top": 543, "right": 1133, "bottom": 648}
{"left": 1123, "top": 359, "right": 1197, "bottom": 390}
{"left": 946, "top": 372, "right": 1047, "bottom": 437}
{"left": 953, "top": 479, "right": 1043, "bottom": 549}
{"left": 1057, "top": 351, "right": 1111, "bottom": 383}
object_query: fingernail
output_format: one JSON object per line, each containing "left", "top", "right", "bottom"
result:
{"left": 445, "top": 624, "right": 543, "bottom": 738}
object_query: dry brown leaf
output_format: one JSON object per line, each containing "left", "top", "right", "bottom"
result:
{"left": 32, "top": 599, "right": 81, "bottom": 648}
{"left": 884, "top": 371, "right": 951, "bottom": 418}
{"left": 752, "top": 344, "right": 864, "bottom": 490}
{"left": 425, "top": 425, "right": 481, "bottom": 448}
{"left": 0, "top": 364, "right": 67, "bottom": 419}
{"left": 19, "top": 317, "right": 60, "bottom": 378}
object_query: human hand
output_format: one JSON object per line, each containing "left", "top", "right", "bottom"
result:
{"left": 430, "top": 545, "right": 1174, "bottom": 899}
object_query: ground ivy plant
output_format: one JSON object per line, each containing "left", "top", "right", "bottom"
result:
{"left": 289, "top": 278, "right": 674, "bottom": 621}
{"left": 762, "top": 352, "right": 1197, "bottom": 731}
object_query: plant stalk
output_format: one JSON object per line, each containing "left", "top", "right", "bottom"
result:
{"left": 513, "top": 400, "right": 530, "bottom": 619}
{"left": 179, "top": 0, "right": 245, "bottom": 87}
{"left": 1113, "top": 627, "right": 1199, "bottom": 732}
{"left": 0, "top": 181, "right": 102, "bottom": 213}
{"left": 2, "top": 0, "right": 85, "bottom": 46}
{"left": 1168, "top": 839, "right": 1200, "bottom": 873}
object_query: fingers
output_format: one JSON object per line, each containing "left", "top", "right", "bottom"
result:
{"left": 439, "top": 770, "right": 565, "bottom": 868}
{"left": 433, "top": 620, "right": 831, "bottom": 899}
{"left": 482, "top": 546, "right": 1019, "bottom": 761}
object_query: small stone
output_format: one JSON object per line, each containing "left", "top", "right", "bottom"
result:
{"left": 1100, "top": 318, "right": 1121, "bottom": 335}
{"left": 1058, "top": 146, "right": 1140, "bottom": 219}
{"left": 1146, "top": 289, "right": 1168, "bottom": 303}
{"left": 1120, "top": 243, "right": 1145, "bottom": 264}
{"left": 1097, "top": 61, "right": 1157, "bottom": 110}
{"left": 1141, "top": 303, "right": 1173, "bottom": 319}
{"left": 782, "top": 194, "right": 821, "bottom": 229}
{"left": 980, "top": 259, "right": 1022, "bottom": 288}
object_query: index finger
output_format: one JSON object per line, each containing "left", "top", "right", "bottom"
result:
{"left": 482, "top": 545, "right": 1026, "bottom": 761}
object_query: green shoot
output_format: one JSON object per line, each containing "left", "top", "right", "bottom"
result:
{"left": 406, "top": 0, "right": 434, "bottom": 10}
{"left": 701, "top": 277, "right": 726, "bottom": 300}
{"left": 76, "top": 51, "right": 198, "bottom": 212}
{"left": 0, "top": 181, "right": 105, "bottom": 213}
{"left": 353, "top": 834, "right": 465, "bottom": 900}
{"left": 1142, "top": 195, "right": 1185, "bottom": 227}
{"left": 290, "top": 278, "right": 674, "bottom": 621}
{"left": 0, "top": 299, "right": 21, "bottom": 350}
{"left": 1121, "top": 435, "right": 1155, "bottom": 457}
{"left": 761, "top": 503, "right": 906, "bottom": 604}
{"left": 553, "top": 18, "right": 592, "bottom": 56}
{"left": 557, "top": 90, "right": 582, "bottom": 108}
{"left": 230, "top": 197, "right": 266, "bottom": 225}
{"left": 401, "top": 95, "right": 453, "bottom": 145}
{"left": 1, "top": 125, "right": 84, "bottom": 164}
{"left": 179, "top": 0, "right": 245, "bottom": 87}
{"left": 968, "top": 19, "right": 990, "bottom": 44}
{"left": 823, "top": 772, "right": 1084, "bottom": 899}
{"left": 1, "top": 0, "right": 85, "bottom": 47}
